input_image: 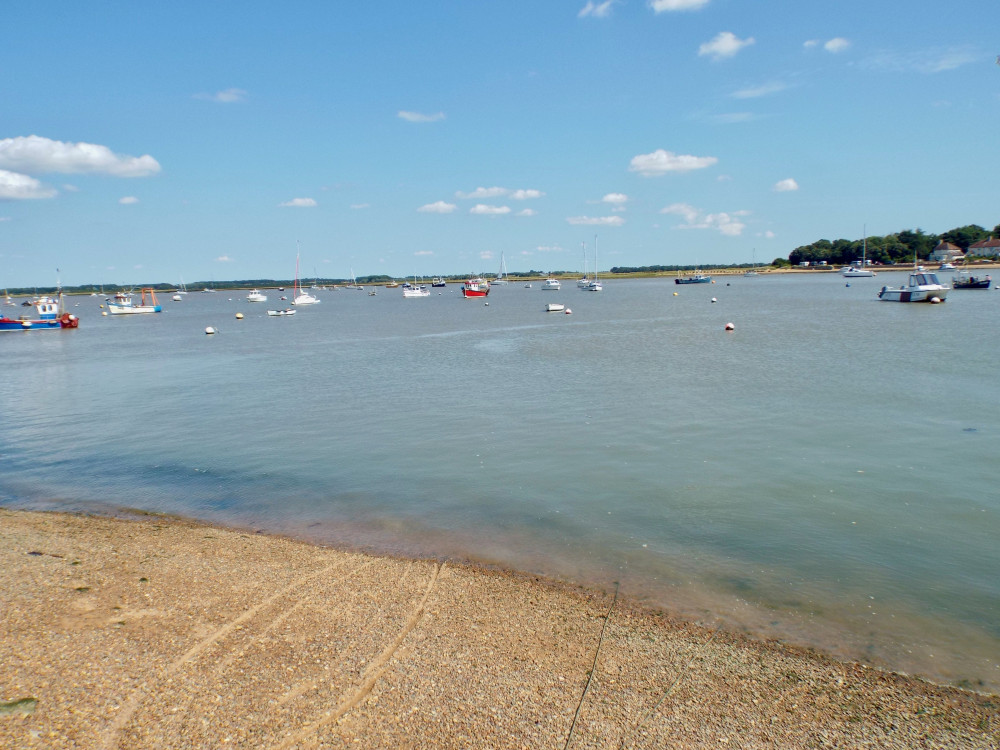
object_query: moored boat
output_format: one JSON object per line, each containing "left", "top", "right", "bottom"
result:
{"left": 0, "top": 293, "right": 79, "bottom": 331}
{"left": 675, "top": 273, "right": 711, "bottom": 285}
{"left": 878, "top": 272, "right": 949, "bottom": 303}
{"left": 461, "top": 277, "right": 490, "bottom": 297}
{"left": 246, "top": 289, "right": 268, "bottom": 302}
{"left": 431, "top": 277, "right": 447, "bottom": 287}
{"left": 542, "top": 278, "right": 561, "bottom": 290}
{"left": 545, "top": 302, "right": 565, "bottom": 312}
{"left": 266, "top": 308, "right": 296, "bottom": 316}
{"left": 107, "top": 288, "right": 162, "bottom": 314}
{"left": 951, "top": 272, "right": 991, "bottom": 290}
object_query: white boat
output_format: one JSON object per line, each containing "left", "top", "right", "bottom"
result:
{"left": 107, "top": 288, "right": 162, "bottom": 314}
{"left": 585, "top": 236, "right": 602, "bottom": 291}
{"left": 878, "top": 271, "right": 949, "bottom": 303}
{"left": 292, "top": 250, "right": 320, "bottom": 305}
{"left": 176, "top": 277, "right": 188, "bottom": 295}
{"left": 842, "top": 235, "right": 875, "bottom": 277}
{"left": 492, "top": 252, "right": 509, "bottom": 285}
{"left": 266, "top": 308, "right": 296, "bottom": 316}
{"left": 3, "top": 289, "right": 15, "bottom": 306}
{"left": 402, "top": 276, "right": 430, "bottom": 297}
{"left": 171, "top": 294, "right": 183, "bottom": 301}
{"left": 744, "top": 249, "right": 760, "bottom": 276}
{"left": 939, "top": 262, "right": 958, "bottom": 271}
{"left": 542, "top": 278, "right": 561, "bottom": 290}
{"left": 545, "top": 302, "right": 565, "bottom": 312}
{"left": 246, "top": 289, "right": 268, "bottom": 302}
{"left": 576, "top": 241, "right": 592, "bottom": 288}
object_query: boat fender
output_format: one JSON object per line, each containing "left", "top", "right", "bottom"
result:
{"left": 565, "top": 308, "right": 572, "bottom": 314}
{"left": 930, "top": 296, "right": 942, "bottom": 304}
{"left": 235, "top": 312, "right": 244, "bottom": 319}
{"left": 205, "top": 326, "right": 217, "bottom": 335}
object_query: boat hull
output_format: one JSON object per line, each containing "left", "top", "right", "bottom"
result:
{"left": 675, "top": 276, "right": 711, "bottom": 284}
{"left": 0, "top": 311, "right": 78, "bottom": 331}
{"left": 952, "top": 276, "right": 991, "bottom": 290}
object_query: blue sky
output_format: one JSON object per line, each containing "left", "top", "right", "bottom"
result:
{"left": 2, "top": 1, "right": 998, "bottom": 287}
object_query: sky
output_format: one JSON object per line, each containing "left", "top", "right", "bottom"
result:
{"left": 2, "top": 0, "right": 999, "bottom": 287}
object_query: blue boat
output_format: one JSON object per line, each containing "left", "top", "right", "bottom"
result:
{"left": 675, "top": 273, "right": 712, "bottom": 285}
{"left": 0, "top": 293, "right": 79, "bottom": 331}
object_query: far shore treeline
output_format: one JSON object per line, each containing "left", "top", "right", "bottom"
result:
{"left": 10, "top": 221, "right": 998, "bottom": 297}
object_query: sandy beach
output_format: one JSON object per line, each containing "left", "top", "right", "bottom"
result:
{"left": 1, "top": 509, "right": 996, "bottom": 749}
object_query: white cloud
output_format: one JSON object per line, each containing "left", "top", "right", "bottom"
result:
{"left": 579, "top": 1, "right": 615, "bottom": 18}
{"left": 660, "top": 203, "right": 747, "bottom": 236}
{"left": 711, "top": 112, "right": 756, "bottom": 124}
{"left": 414, "top": 250, "right": 434, "bottom": 256}
{"left": 479, "top": 250, "right": 495, "bottom": 260}
{"left": 456, "top": 186, "right": 508, "bottom": 200}
{"left": 350, "top": 203, "right": 370, "bottom": 210}
{"left": 732, "top": 81, "right": 788, "bottom": 99}
{"left": 567, "top": 215, "right": 625, "bottom": 226}
{"left": 0, "top": 135, "right": 160, "bottom": 177}
{"left": 649, "top": 0, "right": 710, "bottom": 11}
{"left": 862, "top": 48, "right": 978, "bottom": 74}
{"left": 195, "top": 88, "right": 247, "bottom": 103}
{"left": 62, "top": 183, "right": 79, "bottom": 192}
{"left": 774, "top": 178, "right": 799, "bottom": 192}
{"left": 280, "top": 197, "right": 317, "bottom": 207}
{"left": 0, "top": 169, "right": 57, "bottom": 200}
{"left": 216, "top": 255, "right": 234, "bottom": 262}
{"left": 803, "top": 40, "right": 819, "bottom": 49}
{"left": 602, "top": 192, "right": 628, "bottom": 205}
{"left": 509, "top": 189, "right": 544, "bottom": 200}
{"left": 119, "top": 196, "right": 139, "bottom": 205}
{"left": 470, "top": 204, "right": 511, "bottom": 216}
{"left": 699, "top": 32, "right": 755, "bottom": 61}
{"left": 398, "top": 110, "right": 446, "bottom": 123}
{"left": 537, "top": 245, "right": 563, "bottom": 253}
{"left": 824, "top": 38, "right": 850, "bottom": 53}
{"left": 629, "top": 149, "right": 718, "bottom": 176}
{"left": 516, "top": 208, "right": 537, "bottom": 217}
{"left": 418, "top": 200, "right": 457, "bottom": 213}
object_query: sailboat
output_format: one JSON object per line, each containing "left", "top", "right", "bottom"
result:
{"left": 842, "top": 230, "right": 875, "bottom": 277}
{"left": 576, "top": 242, "right": 591, "bottom": 288}
{"left": 744, "top": 249, "right": 759, "bottom": 276}
{"left": 292, "top": 248, "right": 320, "bottom": 305}
{"left": 493, "top": 252, "right": 509, "bottom": 285}
{"left": 586, "top": 235, "right": 602, "bottom": 291}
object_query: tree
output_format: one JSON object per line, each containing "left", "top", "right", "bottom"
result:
{"left": 939, "top": 224, "right": 988, "bottom": 250}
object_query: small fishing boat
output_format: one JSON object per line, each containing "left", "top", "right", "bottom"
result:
{"left": 878, "top": 272, "right": 949, "bottom": 303}
{"left": 675, "top": 272, "right": 711, "bottom": 285}
{"left": 402, "top": 277, "right": 430, "bottom": 298}
{"left": 246, "top": 289, "right": 268, "bottom": 302}
{"left": 461, "top": 277, "right": 490, "bottom": 298}
{"left": 0, "top": 292, "right": 79, "bottom": 331}
{"left": 431, "top": 277, "right": 447, "bottom": 288}
{"left": 266, "top": 308, "right": 296, "bottom": 316}
{"left": 542, "top": 278, "right": 561, "bottom": 290}
{"left": 951, "top": 272, "right": 991, "bottom": 290}
{"left": 107, "top": 288, "right": 162, "bottom": 314}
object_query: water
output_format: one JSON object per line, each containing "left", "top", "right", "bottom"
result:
{"left": 2, "top": 275, "right": 998, "bottom": 692}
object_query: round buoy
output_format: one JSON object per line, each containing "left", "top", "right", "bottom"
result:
{"left": 102, "top": 311, "right": 108, "bottom": 316}
{"left": 673, "top": 292, "right": 678, "bottom": 296}
{"left": 724, "top": 322, "right": 735, "bottom": 331}
{"left": 484, "top": 302, "right": 489, "bottom": 306}
{"left": 846, "top": 282, "right": 851, "bottom": 287}
{"left": 235, "top": 312, "right": 244, "bottom": 319}
{"left": 99, "top": 304, "right": 104, "bottom": 309}
{"left": 930, "top": 296, "right": 942, "bottom": 304}
{"left": 711, "top": 297, "right": 717, "bottom": 303}
{"left": 565, "top": 308, "right": 572, "bottom": 314}
{"left": 205, "top": 326, "right": 217, "bottom": 335}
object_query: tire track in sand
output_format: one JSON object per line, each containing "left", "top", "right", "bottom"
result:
{"left": 271, "top": 561, "right": 442, "bottom": 750}
{"left": 101, "top": 558, "right": 362, "bottom": 750}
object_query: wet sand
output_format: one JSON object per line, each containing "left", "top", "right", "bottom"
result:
{"left": 1, "top": 509, "right": 996, "bottom": 749}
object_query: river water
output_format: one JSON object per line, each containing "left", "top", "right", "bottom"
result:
{"left": 2, "top": 273, "right": 997, "bottom": 691}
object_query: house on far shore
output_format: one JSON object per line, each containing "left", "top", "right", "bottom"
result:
{"left": 929, "top": 240, "right": 965, "bottom": 263}
{"left": 967, "top": 236, "right": 1000, "bottom": 258}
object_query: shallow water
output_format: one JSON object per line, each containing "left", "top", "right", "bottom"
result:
{"left": 2, "top": 274, "right": 998, "bottom": 691}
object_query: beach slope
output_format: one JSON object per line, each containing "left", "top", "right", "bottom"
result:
{"left": 1, "top": 510, "right": 996, "bottom": 748}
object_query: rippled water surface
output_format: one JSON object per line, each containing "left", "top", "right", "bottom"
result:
{"left": 2, "top": 274, "right": 998, "bottom": 691}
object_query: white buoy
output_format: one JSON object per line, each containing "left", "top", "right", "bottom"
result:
{"left": 205, "top": 326, "right": 217, "bottom": 335}
{"left": 673, "top": 292, "right": 678, "bottom": 296}
{"left": 930, "top": 296, "right": 942, "bottom": 304}
{"left": 235, "top": 312, "right": 244, "bottom": 319}
{"left": 711, "top": 297, "right": 717, "bottom": 303}
{"left": 484, "top": 302, "right": 489, "bottom": 306}
{"left": 101, "top": 311, "right": 108, "bottom": 316}
{"left": 725, "top": 322, "right": 735, "bottom": 331}
{"left": 565, "top": 308, "right": 572, "bottom": 314}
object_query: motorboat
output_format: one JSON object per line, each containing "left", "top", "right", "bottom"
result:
{"left": 461, "top": 278, "right": 490, "bottom": 297}
{"left": 545, "top": 302, "right": 565, "bottom": 312}
{"left": 107, "top": 288, "right": 162, "bottom": 314}
{"left": 675, "top": 273, "right": 711, "bottom": 285}
{"left": 542, "top": 278, "right": 561, "bottom": 290}
{"left": 267, "top": 308, "right": 296, "bottom": 316}
{"left": 951, "top": 272, "right": 991, "bottom": 290}
{"left": 431, "top": 277, "right": 447, "bottom": 287}
{"left": 172, "top": 294, "right": 183, "bottom": 301}
{"left": 878, "top": 272, "right": 949, "bottom": 303}
{"left": 1, "top": 293, "right": 79, "bottom": 331}
{"left": 246, "top": 289, "right": 268, "bottom": 302}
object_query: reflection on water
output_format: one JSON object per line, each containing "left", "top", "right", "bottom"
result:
{"left": 2, "top": 275, "right": 998, "bottom": 691}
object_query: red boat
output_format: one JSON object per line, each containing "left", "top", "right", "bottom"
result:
{"left": 461, "top": 278, "right": 490, "bottom": 297}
